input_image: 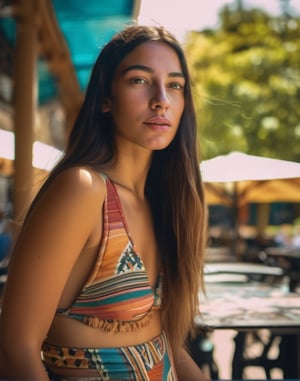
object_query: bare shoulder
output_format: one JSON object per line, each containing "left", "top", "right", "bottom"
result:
{"left": 45, "top": 166, "right": 107, "bottom": 204}
{"left": 51, "top": 166, "right": 106, "bottom": 191}
{"left": 28, "top": 166, "right": 108, "bottom": 237}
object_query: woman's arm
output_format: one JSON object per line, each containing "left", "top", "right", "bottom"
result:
{"left": 173, "top": 345, "right": 211, "bottom": 381}
{"left": 0, "top": 167, "right": 105, "bottom": 380}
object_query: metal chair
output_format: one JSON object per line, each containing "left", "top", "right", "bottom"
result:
{"left": 232, "top": 330, "right": 300, "bottom": 379}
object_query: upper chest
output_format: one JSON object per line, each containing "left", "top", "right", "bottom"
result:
{"left": 106, "top": 181, "right": 160, "bottom": 286}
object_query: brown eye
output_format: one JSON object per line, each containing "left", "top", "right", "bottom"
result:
{"left": 169, "top": 82, "right": 184, "bottom": 90}
{"left": 131, "top": 77, "right": 148, "bottom": 85}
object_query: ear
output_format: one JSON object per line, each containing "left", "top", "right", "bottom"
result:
{"left": 102, "top": 98, "right": 111, "bottom": 112}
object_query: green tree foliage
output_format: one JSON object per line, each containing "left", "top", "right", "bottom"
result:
{"left": 185, "top": 2, "right": 300, "bottom": 161}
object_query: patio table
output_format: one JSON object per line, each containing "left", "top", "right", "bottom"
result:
{"left": 196, "top": 279, "right": 300, "bottom": 379}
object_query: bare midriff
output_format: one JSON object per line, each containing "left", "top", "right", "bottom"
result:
{"left": 46, "top": 309, "right": 162, "bottom": 347}
{"left": 43, "top": 310, "right": 162, "bottom": 377}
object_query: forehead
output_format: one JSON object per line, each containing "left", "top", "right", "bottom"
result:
{"left": 116, "top": 41, "right": 183, "bottom": 74}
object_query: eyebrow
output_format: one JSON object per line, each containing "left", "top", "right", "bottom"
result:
{"left": 121, "top": 64, "right": 185, "bottom": 78}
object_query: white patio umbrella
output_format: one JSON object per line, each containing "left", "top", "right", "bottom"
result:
{"left": 0, "top": 129, "right": 63, "bottom": 173}
{"left": 200, "top": 151, "right": 300, "bottom": 255}
{"left": 200, "top": 151, "right": 300, "bottom": 206}
{"left": 0, "top": 129, "right": 64, "bottom": 213}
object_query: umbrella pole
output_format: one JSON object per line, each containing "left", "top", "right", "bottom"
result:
{"left": 256, "top": 203, "right": 271, "bottom": 235}
{"left": 231, "top": 182, "right": 239, "bottom": 258}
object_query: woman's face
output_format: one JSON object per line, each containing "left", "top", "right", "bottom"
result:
{"left": 105, "top": 41, "right": 185, "bottom": 152}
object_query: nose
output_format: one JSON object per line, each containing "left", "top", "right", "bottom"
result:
{"left": 150, "top": 84, "right": 170, "bottom": 110}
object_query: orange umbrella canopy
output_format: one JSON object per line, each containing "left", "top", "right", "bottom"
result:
{"left": 204, "top": 179, "right": 300, "bottom": 206}
{"left": 201, "top": 152, "right": 300, "bottom": 206}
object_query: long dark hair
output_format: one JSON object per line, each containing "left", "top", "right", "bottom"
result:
{"left": 26, "top": 25, "right": 208, "bottom": 345}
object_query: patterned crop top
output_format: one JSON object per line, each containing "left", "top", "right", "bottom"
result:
{"left": 56, "top": 174, "right": 162, "bottom": 332}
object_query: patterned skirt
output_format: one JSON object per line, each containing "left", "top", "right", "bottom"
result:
{"left": 42, "top": 331, "right": 177, "bottom": 381}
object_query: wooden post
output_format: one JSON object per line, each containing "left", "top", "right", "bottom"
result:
{"left": 13, "top": 0, "right": 38, "bottom": 221}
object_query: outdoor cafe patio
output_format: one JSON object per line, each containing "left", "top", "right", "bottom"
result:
{"left": 191, "top": 152, "right": 300, "bottom": 380}
{"left": 1, "top": 2, "right": 300, "bottom": 380}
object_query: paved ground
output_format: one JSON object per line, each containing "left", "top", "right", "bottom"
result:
{"left": 210, "top": 329, "right": 283, "bottom": 380}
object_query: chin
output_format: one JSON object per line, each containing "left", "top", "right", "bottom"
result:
{"left": 148, "top": 139, "right": 174, "bottom": 151}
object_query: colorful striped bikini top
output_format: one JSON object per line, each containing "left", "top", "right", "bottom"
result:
{"left": 56, "top": 174, "right": 162, "bottom": 332}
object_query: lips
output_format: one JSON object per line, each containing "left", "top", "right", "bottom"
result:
{"left": 144, "top": 116, "right": 171, "bottom": 127}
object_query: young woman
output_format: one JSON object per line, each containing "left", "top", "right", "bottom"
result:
{"left": 0, "top": 25, "right": 208, "bottom": 380}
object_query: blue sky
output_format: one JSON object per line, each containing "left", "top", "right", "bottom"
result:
{"left": 138, "top": 0, "right": 300, "bottom": 41}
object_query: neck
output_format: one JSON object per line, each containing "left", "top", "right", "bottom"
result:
{"left": 104, "top": 172, "right": 147, "bottom": 200}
